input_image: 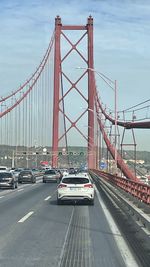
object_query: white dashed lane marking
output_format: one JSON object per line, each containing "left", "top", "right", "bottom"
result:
{"left": 44, "top": 196, "right": 51, "bottom": 201}
{"left": 18, "top": 211, "right": 34, "bottom": 223}
{"left": 44, "top": 189, "right": 57, "bottom": 201}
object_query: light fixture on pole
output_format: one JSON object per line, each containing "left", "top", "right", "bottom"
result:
{"left": 76, "top": 67, "right": 118, "bottom": 172}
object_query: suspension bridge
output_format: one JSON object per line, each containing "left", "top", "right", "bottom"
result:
{"left": 0, "top": 16, "right": 150, "bottom": 267}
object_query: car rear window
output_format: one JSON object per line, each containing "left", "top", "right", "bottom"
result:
{"left": 20, "top": 171, "right": 31, "bottom": 175}
{"left": 0, "top": 172, "right": 12, "bottom": 178}
{"left": 45, "top": 170, "right": 56, "bottom": 175}
{"left": 62, "top": 177, "right": 89, "bottom": 184}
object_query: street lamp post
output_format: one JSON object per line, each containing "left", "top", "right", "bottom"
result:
{"left": 77, "top": 67, "right": 118, "bottom": 172}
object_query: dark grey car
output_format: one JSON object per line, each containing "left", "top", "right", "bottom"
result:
{"left": 18, "top": 170, "right": 36, "bottom": 184}
{"left": 0, "top": 172, "right": 18, "bottom": 189}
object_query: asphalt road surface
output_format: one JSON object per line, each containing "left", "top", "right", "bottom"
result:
{"left": 0, "top": 179, "right": 139, "bottom": 267}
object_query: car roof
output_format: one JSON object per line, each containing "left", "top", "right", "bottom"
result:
{"left": 0, "top": 166, "right": 8, "bottom": 168}
{"left": 45, "top": 169, "right": 56, "bottom": 172}
{"left": 77, "top": 172, "right": 89, "bottom": 176}
{"left": 20, "top": 170, "right": 32, "bottom": 173}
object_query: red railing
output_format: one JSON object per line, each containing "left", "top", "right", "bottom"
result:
{"left": 92, "top": 169, "right": 150, "bottom": 205}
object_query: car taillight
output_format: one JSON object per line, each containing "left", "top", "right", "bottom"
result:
{"left": 58, "top": 184, "right": 67, "bottom": 188}
{"left": 84, "top": 184, "right": 93, "bottom": 188}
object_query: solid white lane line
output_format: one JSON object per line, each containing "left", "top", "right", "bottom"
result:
{"left": 18, "top": 211, "right": 34, "bottom": 223}
{"left": 95, "top": 186, "right": 139, "bottom": 267}
{"left": 44, "top": 196, "right": 51, "bottom": 201}
{"left": 17, "top": 189, "right": 24, "bottom": 192}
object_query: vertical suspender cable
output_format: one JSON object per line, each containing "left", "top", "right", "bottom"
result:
{"left": 22, "top": 91, "right": 25, "bottom": 149}
{"left": 60, "top": 70, "right": 69, "bottom": 165}
{"left": 29, "top": 85, "right": 31, "bottom": 148}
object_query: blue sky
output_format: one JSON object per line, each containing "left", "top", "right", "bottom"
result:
{"left": 0, "top": 0, "right": 150, "bottom": 150}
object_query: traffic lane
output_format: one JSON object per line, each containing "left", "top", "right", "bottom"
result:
{"left": 0, "top": 194, "right": 73, "bottom": 267}
{"left": 55, "top": 195, "right": 137, "bottom": 266}
{"left": 0, "top": 175, "right": 43, "bottom": 198}
{"left": 89, "top": 196, "right": 126, "bottom": 267}
{"left": 89, "top": 188, "right": 139, "bottom": 267}
{"left": 0, "top": 180, "right": 57, "bottom": 214}
{"left": 0, "top": 182, "right": 58, "bottom": 244}
{"left": 0, "top": 176, "right": 50, "bottom": 203}
{"left": 0, "top": 191, "right": 136, "bottom": 267}
{"left": 57, "top": 199, "right": 129, "bottom": 267}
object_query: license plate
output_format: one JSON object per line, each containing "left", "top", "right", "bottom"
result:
{"left": 70, "top": 187, "right": 81, "bottom": 190}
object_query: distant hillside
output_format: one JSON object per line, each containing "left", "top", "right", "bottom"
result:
{"left": 0, "top": 145, "right": 150, "bottom": 167}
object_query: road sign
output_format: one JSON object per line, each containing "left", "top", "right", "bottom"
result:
{"left": 100, "top": 162, "right": 107, "bottom": 169}
{"left": 58, "top": 151, "right": 85, "bottom": 156}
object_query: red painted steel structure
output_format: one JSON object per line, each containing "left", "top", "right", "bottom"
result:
{"left": 96, "top": 95, "right": 150, "bottom": 129}
{"left": 87, "top": 16, "right": 95, "bottom": 169}
{"left": 52, "top": 16, "right": 96, "bottom": 168}
{"left": 52, "top": 16, "right": 61, "bottom": 168}
{"left": 93, "top": 169, "right": 150, "bottom": 204}
{"left": 95, "top": 92, "right": 137, "bottom": 181}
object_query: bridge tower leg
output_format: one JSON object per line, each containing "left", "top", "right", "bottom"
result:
{"left": 52, "top": 16, "right": 61, "bottom": 168}
{"left": 87, "top": 16, "right": 95, "bottom": 169}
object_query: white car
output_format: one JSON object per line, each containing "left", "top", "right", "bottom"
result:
{"left": 57, "top": 174, "right": 94, "bottom": 205}
{"left": 0, "top": 166, "right": 9, "bottom": 172}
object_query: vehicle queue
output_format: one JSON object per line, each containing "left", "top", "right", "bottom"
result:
{"left": 0, "top": 166, "right": 95, "bottom": 205}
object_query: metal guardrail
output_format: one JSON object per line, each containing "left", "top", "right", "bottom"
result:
{"left": 90, "top": 170, "right": 150, "bottom": 234}
{"left": 91, "top": 169, "right": 150, "bottom": 205}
